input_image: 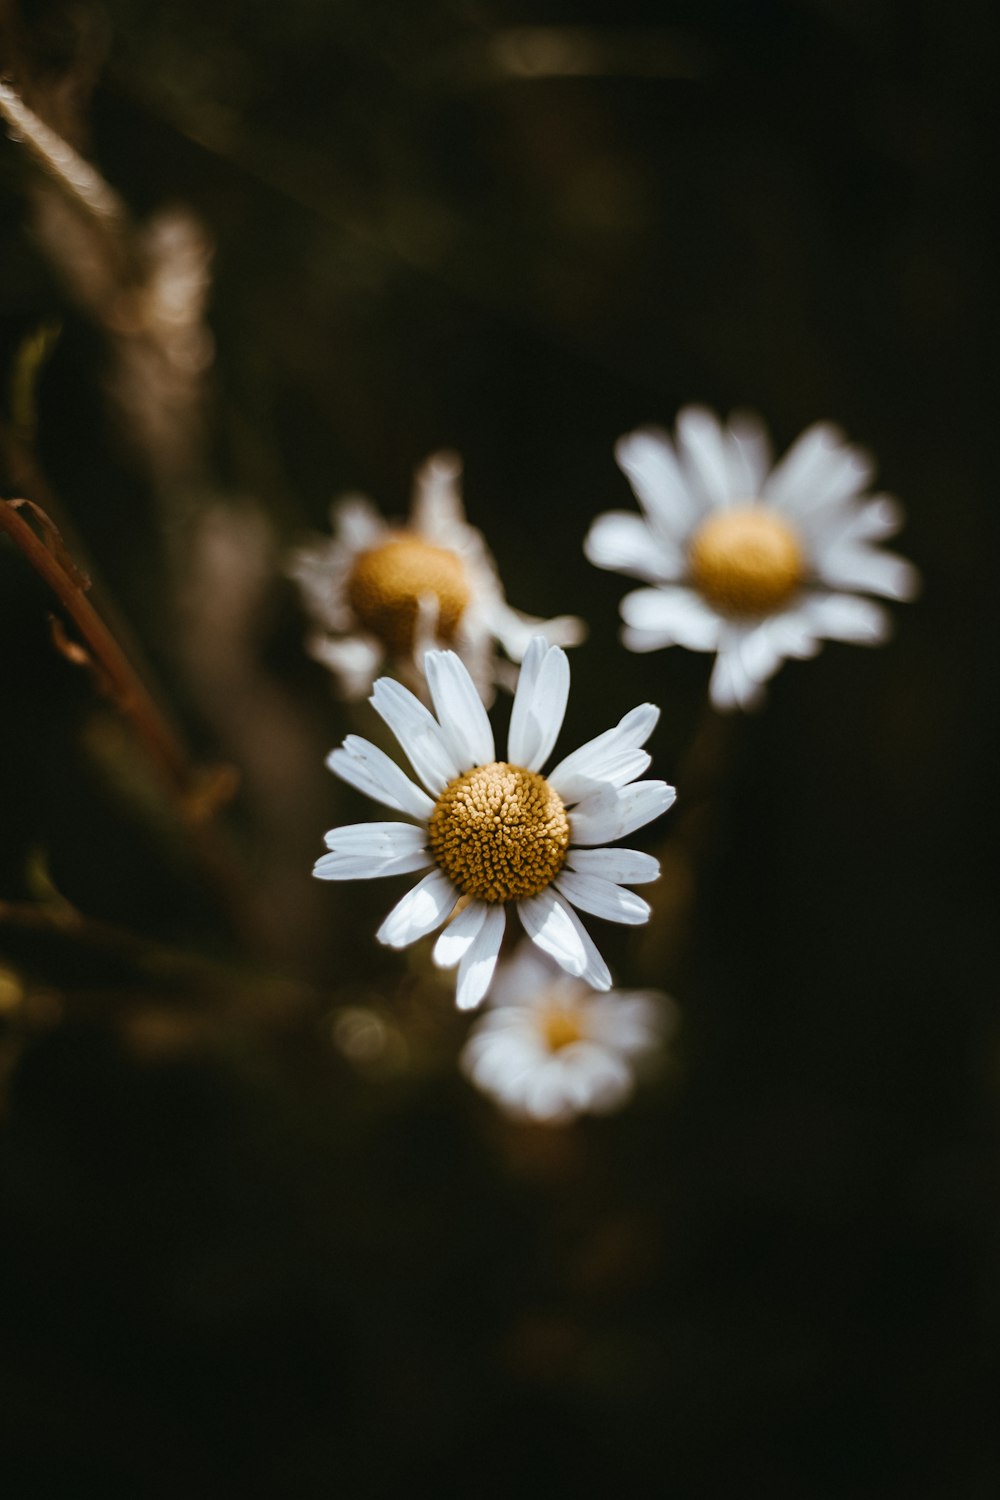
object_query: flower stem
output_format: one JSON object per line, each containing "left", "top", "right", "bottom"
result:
{"left": 640, "top": 700, "right": 742, "bottom": 978}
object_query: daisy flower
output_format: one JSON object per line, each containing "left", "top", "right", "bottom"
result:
{"left": 314, "top": 638, "right": 675, "bottom": 1010}
{"left": 585, "top": 406, "right": 920, "bottom": 710}
{"left": 289, "top": 450, "right": 583, "bottom": 700}
{"left": 460, "top": 943, "right": 671, "bottom": 1124}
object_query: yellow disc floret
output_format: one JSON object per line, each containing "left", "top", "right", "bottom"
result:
{"left": 689, "top": 506, "right": 805, "bottom": 616}
{"left": 428, "top": 762, "right": 570, "bottom": 903}
{"left": 540, "top": 1008, "right": 585, "bottom": 1051}
{"left": 346, "top": 533, "right": 471, "bottom": 654}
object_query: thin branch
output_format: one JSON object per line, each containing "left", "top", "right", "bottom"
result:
{"left": 0, "top": 78, "right": 127, "bottom": 231}
{"left": 0, "top": 495, "right": 266, "bottom": 946}
{"left": 0, "top": 495, "right": 196, "bottom": 801}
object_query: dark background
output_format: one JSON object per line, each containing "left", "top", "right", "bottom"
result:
{"left": 1, "top": 1, "right": 997, "bottom": 1495}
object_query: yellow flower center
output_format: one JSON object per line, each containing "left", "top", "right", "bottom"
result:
{"left": 346, "top": 533, "right": 471, "bottom": 654}
{"left": 540, "top": 1008, "right": 585, "bottom": 1051}
{"left": 428, "top": 762, "right": 570, "bottom": 903}
{"left": 688, "top": 506, "right": 805, "bottom": 616}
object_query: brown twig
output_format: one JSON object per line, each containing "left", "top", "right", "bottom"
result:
{"left": 0, "top": 496, "right": 261, "bottom": 947}
{"left": 0, "top": 496, "right": 195, "bottom": 799}
{"left": 0, "top": 78, "right": 128, "bottom": 236}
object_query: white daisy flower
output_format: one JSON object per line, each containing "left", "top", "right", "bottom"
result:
{"left": 314, "top": 638, "right": 675, "bottom": 1011}
{"left": 460, "top": 942, "right": 671, "bottom": 1124}
{"left": 289, "top": 450, "right": 583, "bottom": 700}
{"left": 585, "top": 406, "right": 920, "bottom": 711}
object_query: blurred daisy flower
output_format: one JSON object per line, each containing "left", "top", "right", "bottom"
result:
{"left": 289, "top": 450, "right": 583, "bottom": 700}
{"left": 460, "top": 943, "right": 672, "bottom": 1124}
{"left": 314, "top": 639, "right": 674, "bottom": 1010}
{"left": 585, "top": 407, "right": 919, "bottom": 710}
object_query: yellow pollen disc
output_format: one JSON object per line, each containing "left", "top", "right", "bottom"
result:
{"left": 346, "top": 533, "right": 471, "bottom": 654}
{"left": 688, "top": 506, "right": 805, "bottom": 616}
{"left": 540, "top": 1009, "right": 585, "bottom": 1051}
{"left": 428, "top": 762, "right": 570, "bottom": 904}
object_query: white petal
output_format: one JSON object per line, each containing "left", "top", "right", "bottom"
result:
{"left": 817, "top": 545, "right": 920, "bottom": 601}
{"left": 800, "top": 592, "right": 890, "bottom": 645}
{"left": 455, "top": 905, "right": 506, "bottom": 1010}
{"left": 587, "top": 991, "right": 666, "bottom": 1053}
{"left": 307, "top": 634, "right": 383, "bottom": 698}
{"left": 796, "top": 490, "right": 907, "bottom": 557}
{"left": 323, "top": 821, "right": 427, "bottom": 855}
{"left": 566, "top": 846, "right": 660, "bottom": 885}
{"left": 554, "top": 871, "right": 651, "bottom": 926}
{"left": 330, "top": 494, "right": 384, "bottom": 550}
{"left": 410, "top": 450, "right": 466, "bottom": 541}
{"left": 554, "top": 748, "right": 650, "bottom": 805}
{"left": 763, "top": 609, "right": 823, "bottom": 661}
{"left": 725, "top": 411, "right": 772, "bottom": 498}
{"left": 548, "top": 703, "right": 659, "bottom": 802}
{"left": 570, "top": 780, "right": 676, "bottom": 846}
{"left": 463, "top": 1026, "right": 542, "bottom": 1093}
{"left": 376, "top": 870, "right": 457, "bottom": 948}
{"left": 572, "top": 1049, "right": 634, "bottom": 1114}
{"left": 761, "top": 422, "right": 848, "bottom": 511}
{"left": 410, "top": 590, "right": 444, "bottom": 662}
{"left": 517, "top": 889, "right": 612, "bottom": 990}
{"left": 614, "top": 427, "right": 703, "bottom": 535}
{"left": 370, "top": 677, "right": 459, "bottom": 794}
{"left": 507, "top": 637, "right": 570, "bottom": 771}
{"left": 809, "top": 445, "right": 875, "bottom": 514}
{"left": 729, "top": 617, "right": 797, "bottom": 686}
{"left": 423, "top": 649, "right": 495, "bottom": 769}
{"left": 522, "top": 1063, "right": 589, "bottom": 1122}
{"left": 835, "top": 494, "right": 904, "bottom": 544}
{"left": 771, "top": 443, "right": 876, "bottom": 528}
{"left": 432, "top": 900, "right": 488, "bottom": 969}
{"left": 326, "top": 735, "right": 435, "bottom": 819}
{"left": 708, "top": 636, "right": 768, "bottom": 712}
{"left": 313, "top": 848, "right": 432, "bottom": 880}
{"left": 316, "top": 819, "right": 430, "bottom": 879}
{"left": 583, "top": 511, "right": 683, "bottom": 582}
{"left": 488, "top": 942, "right": 562, "bottom": 1008}
{"left": 487, "top": 602, "right": 586, "bottom": 661}
{"left": 620, "top": 586, "right": 723, "bottom": 652}
{"left": 676, "top": 406, "right": 735, "bottom": 508}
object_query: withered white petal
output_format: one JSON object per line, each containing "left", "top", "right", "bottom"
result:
{"left": 289, "top": 451, "right": 582, "bottom": 699}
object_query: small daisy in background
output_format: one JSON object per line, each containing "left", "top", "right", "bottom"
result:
{"left": 461, "top": 942, "right": 673, "bottom": 1124}
{"left": 289, "top": 450, "right": 583, "bottom": 700}
{"left": 585, "top": 406, "right": 919, "bottom": 710}
{"left": 314, "top": 638, "right": 675, "bottom": 1010}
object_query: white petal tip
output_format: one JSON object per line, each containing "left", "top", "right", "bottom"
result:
{"left": 375, "top": 930, "right": 407, "bottom": 950}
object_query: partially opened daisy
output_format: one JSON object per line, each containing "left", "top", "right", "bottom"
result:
{"left": 289, "top": 450, "right": 582, "bottom": 700}
{"left": 314, "top": 638, "right": 674, "bottom": 1010}
{"left": 585, "top": 406, "right": 919, "bottom": 710}
{"left": 460, "top": 942, "right": 672, "bottom": 1124}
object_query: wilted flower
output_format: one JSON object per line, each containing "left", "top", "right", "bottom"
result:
{"left": 289, "top": 450, "right": 582, "bottom": 700}
{"left": 585, "top": 406, "right": 919, "bottom": 710}
{"left": 461, "top": 942, "right": 671, "bottom": 1123}
{"left": 314, "top": 639, "right": 674, "bottom": 1010}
